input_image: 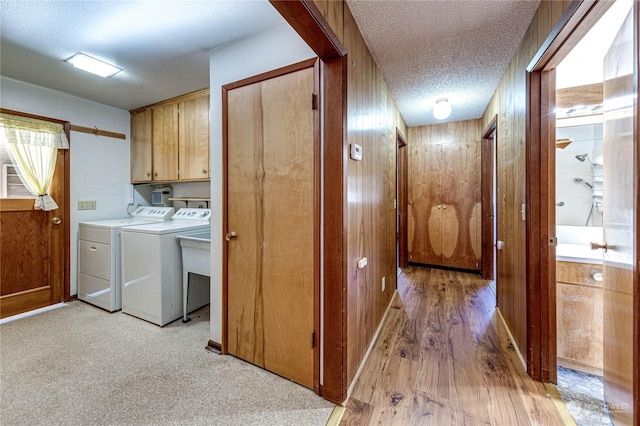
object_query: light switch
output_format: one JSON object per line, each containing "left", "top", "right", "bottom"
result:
{"left": 350, "top": 144, "right": 362, "bottom": 161}
{"left": 78, "top": 200, "right": 96, "bottom": 210}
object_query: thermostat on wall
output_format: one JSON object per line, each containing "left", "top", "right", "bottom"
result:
{"left": 350, "top": 143, "right": 363, "bottom": 161}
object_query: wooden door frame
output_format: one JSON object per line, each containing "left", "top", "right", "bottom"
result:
{"left": 225, "top": 0, "right": 346, "bottom": 404}
{"left": 0, "top": 108, "right": 71, "bottom": 314}
{"left": 396, "top": 129, "right": 408, "bottom": 269}
{"left": 481, "top": 116, "right": 497, "bottom": 282}
{"left": 526, "top": 5, "right": 639, "bottom": 418}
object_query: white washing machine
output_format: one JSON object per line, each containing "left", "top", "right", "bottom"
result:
{"left": 120, "top": 208, "right": 211, "bottom": 326}
{"left": 77, "top": 206, "right": 175, "bottom": 312}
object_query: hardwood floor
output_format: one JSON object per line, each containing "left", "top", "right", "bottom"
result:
{"left": 340, "top": 266, "right": 566, "bottom": 425}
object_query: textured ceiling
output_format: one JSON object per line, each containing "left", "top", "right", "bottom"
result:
{"left": 1, "top": 0, "right": 541, "bottom": 125}
{"left": 346, "top": 0, "right": 541, "bottom": 127}
{"left": 0, "top": 1, "right": 284, "bottom": 111}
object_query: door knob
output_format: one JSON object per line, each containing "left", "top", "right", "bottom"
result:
{"left": 51, "top": 217, "right": 62, "bottom": 225}
{"left": 225, "top": 232, "right": 237, "bottom": 242}
{"left": 590, "top": 241, "right": 608, "bottom": 253}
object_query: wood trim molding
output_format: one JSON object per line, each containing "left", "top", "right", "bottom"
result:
{"left": 526, "top": 70, "right": 543, "bottom": 380}
{"left": 527, "top": 2, "right": 638, "bottom": 407}
{"left": 269, "top": 0, "right": 347, "bottom": 59}
{"left": 634, "top": 2, "right": 640, "bottom": 419}
{"left": 396, "top": 129, "right": 408, "bottom": 268}
{"left": 222, "top": 58, "right": 318, "bottom": 91}
{"left": 527, "top": 1, "right": 612, "bottom": 72}
{"left": 481, "top": 116, "right": 497, "bottom": 281}
{"left": 269, "top": 0, "right": 348, "bottom": 404}
{"left": 0, "top": 108, "right": 67, "bottom": 125}
{"left": 319, "top": 56, "right": 348, "bottom": 404}
{"left": 526, "top": 69, "right": 557, "bottom": 383}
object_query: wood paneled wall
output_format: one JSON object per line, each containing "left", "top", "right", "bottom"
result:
{"left": 312, "top": 0, "right": 408, "bottom": 390}
{"left": 481, "top": 0, "right": 572, "bottom": 360}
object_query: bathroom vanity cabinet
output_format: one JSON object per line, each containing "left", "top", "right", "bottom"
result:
{"left": 556, "top": 260, "right": 604, "bottom": 375}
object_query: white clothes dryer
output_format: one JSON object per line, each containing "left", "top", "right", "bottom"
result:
{"left": 77, "top": 206, "right": 175, "bottom": 312}
{"left": 120, "top": 208, "right": 211, "bottom": 326}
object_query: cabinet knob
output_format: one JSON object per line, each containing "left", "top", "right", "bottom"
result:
{"left": 225, "top": 231, "right": 237, "bottom": 242}
{"left": 154, "top": 172, "right": 158, "bottom": 177}
{"left": 146, "top": 172, "right": 151, "bottom": 177}
{"left": 202, "top": 169, "right": 207, "bottom": 174}
{"left": 437, "top": 205, "right": 441, "bottom": 209}
{"left": 443, "top": 205, "right": 447, "bottom": 209}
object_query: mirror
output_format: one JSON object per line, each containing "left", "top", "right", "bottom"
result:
{"left": 556, "top": 123, "right": 603, "bottom": 227}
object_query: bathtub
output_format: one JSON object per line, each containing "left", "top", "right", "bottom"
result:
{"left": 556, "top": 225, "right": 603, "bottom": 264}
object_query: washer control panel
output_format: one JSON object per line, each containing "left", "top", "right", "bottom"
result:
{"left": 172, "top": 208, "right": 212, "bottom": 222}
{"left": 131, "top": 206, "right": 175, "bottom": 220}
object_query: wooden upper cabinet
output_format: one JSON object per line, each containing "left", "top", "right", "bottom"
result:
{"left": 179, "top": 91, "right": 210, "bottom": 180}
{"left": 130, "top": 89, "right": 210, "bottom": 183}
{"left": 407, "top": 120, "right": 482, "bottom": 270}
{"left": 130, "top": 109, "right": 153, "bottom": 182}
{"left": 152, "top": 103, "right": 179, "bottom": 181}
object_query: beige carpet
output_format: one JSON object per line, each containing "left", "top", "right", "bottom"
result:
{"left": 0, "top": 301, "right": 334, "bottom": 425}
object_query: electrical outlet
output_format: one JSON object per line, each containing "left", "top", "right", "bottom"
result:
{"left": 382, "top": 276, "right": 386, "bottom": 292}
{"left": 78, "top": 200, "right": 96, "bottom": 210}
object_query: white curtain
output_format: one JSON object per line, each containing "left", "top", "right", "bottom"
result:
{"left": 0, "top": 113, "right": 69, "bottom": 211}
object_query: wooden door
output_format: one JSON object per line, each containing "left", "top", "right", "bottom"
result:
{"left": 179, "top": 91, "right": 209, "bottom": 181}
{"left": 152, "top": 103, "right": 178, "bottom": 181}
{"left": 601, "top": 8, "right": 635, "bottom": 424}
{"left": 225, "top": 66, "right": 315, "bottom": 388}
{"left": 0, "top": 147, "right": 68, "bottom": 319}
{"left": 130, "top": 108, "right": 153, "bottom": 182}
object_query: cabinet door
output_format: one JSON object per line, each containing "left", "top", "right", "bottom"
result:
{"left": 408, "top": 143, "right": 443, "bottom": 264}
{"left": 130, "top": 109, "right": 152, "bottom": 182}
{"left": 441, "top": 141, "right": 481, "bottom": 269}
{"left": 179, "top": 92, "right": 209, "bottom": 180}
{"left": 408, "top": 123, "right": 482, "bottom": 270}
{"left": 152, "top": 104, "right": 179, "bottom": 181}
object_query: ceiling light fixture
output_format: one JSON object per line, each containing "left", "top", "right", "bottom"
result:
{"left": 65, "top": 53, "right": 122, "bottom": 78}
{"left": 433, "top": 98, "right": 452, "bottom": 120}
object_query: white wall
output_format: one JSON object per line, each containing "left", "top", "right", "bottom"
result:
{"left": 209, "top": 23, "right": 315, "bottom": 343}
{"left": 1, "top": 76, "right": 131, "bottom": 295}
{"left": 556, "top": 123, "right": 603, "bottom": 227}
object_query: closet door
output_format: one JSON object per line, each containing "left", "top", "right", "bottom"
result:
{"left": 225, "top": 66, "right": 315, "bottom": 389}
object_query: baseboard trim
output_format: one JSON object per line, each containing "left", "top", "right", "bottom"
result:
{"left": 206, "top": 340, "right": 221, "bottom": 354}
{"left": 496, "top": 307, "right": 527, "bottom": 371}
{"left": 346, "top": 289, "right": 398, "bottom": 401}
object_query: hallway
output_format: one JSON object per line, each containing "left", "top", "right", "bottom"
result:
{"left": 340, "top": 266, "right": 566, "bottom": 425}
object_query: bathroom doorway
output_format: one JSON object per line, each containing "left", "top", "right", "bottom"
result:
{"left": 552, "top": 1, "right": 634, "bottom": 424}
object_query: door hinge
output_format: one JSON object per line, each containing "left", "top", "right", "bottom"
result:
{"left": 311, "top": 93, "right": 318, "bottom": 110}
{"left": 311, "top": 331, "right": 315, "bottom": 348}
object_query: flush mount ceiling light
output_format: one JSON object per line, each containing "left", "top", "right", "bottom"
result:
{"left": 433, "top": 98, "right": 452, "bottom": 120}
{"left": 65, "top": 53, "right": 122, "bottom": 78}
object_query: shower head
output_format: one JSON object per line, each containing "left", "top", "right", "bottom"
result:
{"left": 575, "top": 153, "right": 588, "bottom": 162}
{"left": 574, "top": 177, "right": 594, "bottom": 188}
